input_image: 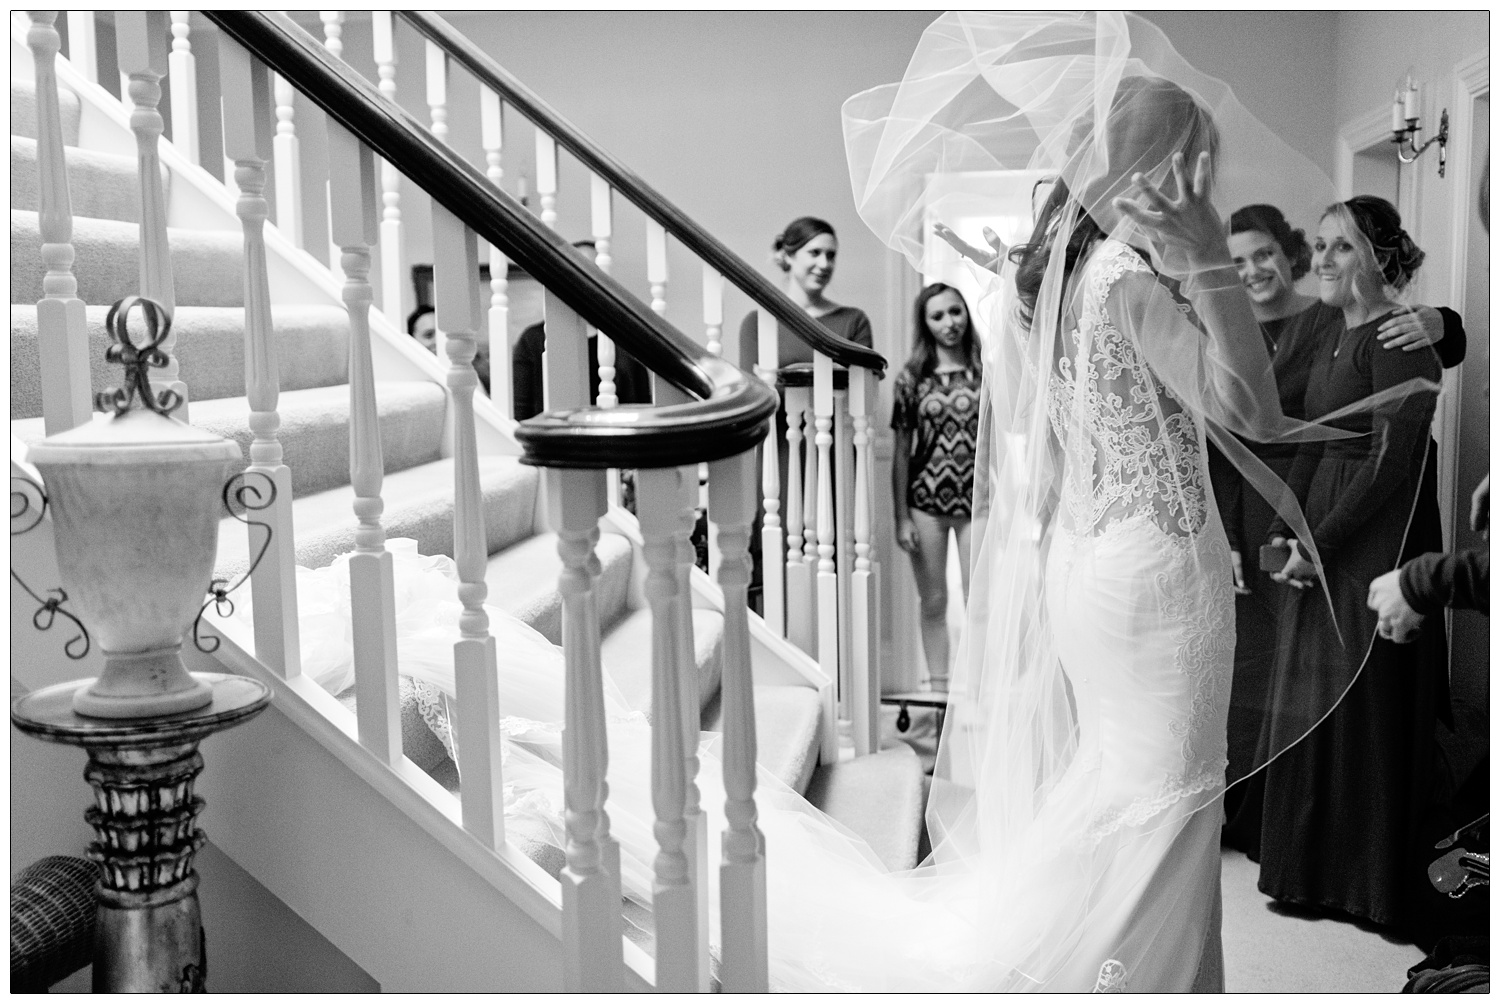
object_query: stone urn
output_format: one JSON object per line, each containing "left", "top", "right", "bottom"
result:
{"left": 26, "top": 299, "right": 243, "bottom": 719}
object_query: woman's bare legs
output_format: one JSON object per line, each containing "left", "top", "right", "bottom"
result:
{"left": 908, "top": 510, "right": 973, "bottom": 690}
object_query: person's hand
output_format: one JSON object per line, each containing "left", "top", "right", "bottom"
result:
{"left": 1270, "top": 537, "right": 1317, "bottom": 589}
{"left": 1367, "top": 567, "right": 1425, "bottom": 643}
{"left": 1229, "top": 550, "right": 1250, "bottom": 595}
{"left": 1376, "top": 305, "right": 1445, "bottom": 352}
{"left": 896, "top": 516, "right": 919, "bottom": 554}
{"left": 1112, "top": 151, "right": 1228, "bottom": 265}
{"left": 1471, "top": 474, "right": 1490, "bottom": 538}
{"left": 933, "top": 222, "right": 1007, "bottom": 271}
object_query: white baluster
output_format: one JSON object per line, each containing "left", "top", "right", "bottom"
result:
{"left": 783, "top": 386, "right": 812, "bottom": 655}
{"left": 589, "top": 174, "right": 617, "bottom": 409}
{"left": 220, "top": 37, "right": 300, "bottom": 679}
{"left": 708, "top": 449, "right": 768, "bottom": 991}
{"left": 27, "top": 13, "right": 91, "bottom": 436}
{"left": 676, "top": 459, "right": 710, "bottom": 992}
{"left": 481, "top": 86, "right": 511, "bottom": 418}
{"left": 850, "top": 367, "right": 879, "bottom": 756}
{"left": 372, "top": 11, "right": 406, "bottom": 321}
{"left": 319, "top": 10, "right": 343, "bottom": 58}
{"left": 549, "top": 468, "right": 623, "bottom": 992}
{"left": 756, "top": 309, "right": 784, "bottom": 635}
{"left": 271, "top": 74, "right": 303, "bottom": 248}
{"left": 834, "top": 386, "right": 853, "bottom": 725}
{"left": 167, "top": 12, "right": 199, "bottom": 166}
{"left": 116, "top": 11, "right": 186, "bottom": 415}
{"left": 702, "top": 265, "right": 724, "bottom": 357}
{"left": 433, "top": 203, "right": 505, "bottom": 848}
{"left": 543, "top": 289, "right": 588, "bottom": 416}
{"left": 424, "top": 37, "right": 448, "bottom": 143}
{"left": 535, "top": 130, "right": 557, "bottom": 227}
{"left": 647, "top": 220, "right": 668, "bottom": 315}
{"left": 64, "top": 11, "right": 97, "bottom": 84}
{"left": 328, "top": 121, "right": 401, "bottom": 763}
{"left": 814, "top": 352, "right": 840, "bottom": 764}
{"left": 637, "top": 466, "right": 703, "bottom": 992}
{"left": 318, "top": 13, "right": 345, "bottom": 283}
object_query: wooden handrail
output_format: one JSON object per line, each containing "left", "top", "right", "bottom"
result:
{"left": 399, "top": 11, "right": 887, "bottom": 377}
{"left": 205, "top": 10, "right": 776, "bottom": 470}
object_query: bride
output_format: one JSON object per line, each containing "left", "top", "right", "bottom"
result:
{"left": 225, "top": 12, "right": 1430, "bottom": 993}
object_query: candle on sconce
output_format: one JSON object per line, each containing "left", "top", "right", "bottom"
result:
{"left": 1403, "top": 80, "right": 1419, "bottom": 122}
{"left": 1392, "top": 90, "right": 1406, "bottom": 133}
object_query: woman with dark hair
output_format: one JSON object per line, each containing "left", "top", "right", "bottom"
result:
{"left": 1257, "top": 195, "right": 1451, "bottom": 935}
{"left": 735, "top": 216, "right": 874, "bottom": 371}
{"left": 1217, "top": 203, "right": 1467, "bottom": 853}
{"left": 890, "top": 283, "right": 983, "bottom": 690}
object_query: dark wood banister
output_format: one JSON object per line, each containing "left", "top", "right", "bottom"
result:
{"left": 206, "top": 10, "right": 777, "bottom": 470}
{"left": 400, "top": 11, "right": 887, "bottom": 377}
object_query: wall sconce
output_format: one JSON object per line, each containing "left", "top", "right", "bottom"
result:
{"left": 1391, "top": 77, "right": 1449, "bottom": 177}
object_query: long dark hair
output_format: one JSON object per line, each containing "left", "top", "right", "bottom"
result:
{"left": 1230, "top": 203, "right": 1312, "bottom": 280}
{"left": 1008, "top": 75, "right": 1217, "bottom": 328}
{"left": 905, "top": 283, "right": 981, "bottom": 381}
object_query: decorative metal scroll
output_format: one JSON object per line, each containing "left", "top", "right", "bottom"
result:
{"left": 94, "top": 295, "right": 184, "bottom": 417}
{"left": 192, "top": 471, "right": 278, "bottom": 654}
{"left": 10, "top": 475, "right": 91, "bottom": 660}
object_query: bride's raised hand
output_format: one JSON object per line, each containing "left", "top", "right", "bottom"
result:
{"left": 1111, "top": 151, "right": 1228, "bottom": 266}
{"left": 934, "top": 221, "right": 1007, "bottom": 272}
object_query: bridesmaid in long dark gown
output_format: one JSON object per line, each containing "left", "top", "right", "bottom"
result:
{"left": 1258, "top": 196, "right": 1448, "bottom": 935}
{"left": 1214, "top": 205, "right": 1467, "bottom": 854}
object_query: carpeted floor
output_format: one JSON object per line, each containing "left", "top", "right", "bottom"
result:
{"left": 883, "top": 704, "right": 1429, "bottom": 992}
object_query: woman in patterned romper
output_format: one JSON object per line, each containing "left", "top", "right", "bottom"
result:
{"left": 891, "top": 282, "right": 983, "bottom": 691}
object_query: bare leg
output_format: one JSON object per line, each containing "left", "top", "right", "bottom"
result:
{"left": 908, "top": 509, "right": 952, "bottom": 689}
{"left": 953, "top": 517, "right": 974, "bottom": 603}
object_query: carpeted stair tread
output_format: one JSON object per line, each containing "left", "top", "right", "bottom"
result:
{"left": 214, "top": 454, "right": 539, "bottom": 576}
{"left": 12, "top": 134, "right": 167, "bottom": 224}
{"left": 704, "top": 684, "right": 823, "bottom": 795}
{"left": 600, "top": 606, "right": 724, "bottom": 717}
{"left": 12, "top": 381, "right": 445, "bottom": 501}
{"left": 11, "top": 79, "right": 80, "bottom": 147}
{"left": 485, "top": 530, "right": 635, "bottom": 645}
{"left": 803, "top": 743, "right": 926, "bottom": 872}
{"left": 11, "top": 209, "right": 243, "bottom": 308}
{"left": 10, "top": 304, "right": 353, "bottom": 420}
{"left": 199, "top": 381, "right": 446, "bottom": 499}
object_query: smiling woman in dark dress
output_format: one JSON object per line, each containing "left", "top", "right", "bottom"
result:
{"left": 1255, "top": 195, "right": 1447, "bottom": 936}
{"left": 1213, "top": 205, "right": 1467, "bottom": 854}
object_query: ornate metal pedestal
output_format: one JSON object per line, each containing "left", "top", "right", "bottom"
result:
{"left": 12, "top": 672, "right": 270, "bottom": 993}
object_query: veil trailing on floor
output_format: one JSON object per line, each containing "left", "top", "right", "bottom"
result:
{"left": 842, "top": 10, "right": 1439, "bottom": 827}
{"left": 222, "top": 11, "right": 1443, "bottom": 993}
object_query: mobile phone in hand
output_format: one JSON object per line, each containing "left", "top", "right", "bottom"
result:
{"left": 1259, "top": 542, "right": 1291, "bottom": 573}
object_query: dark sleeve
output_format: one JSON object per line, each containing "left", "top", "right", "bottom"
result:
{"left": 1435, "top": 307, "right": 1467, "bottom": 369}
{"left": 1266, "top": 443, "right": 1321, "bottom": 543}
{"left": 737, "top": 312, "right": 759, "bottom": 373}
{"left": 1207, "top": 441, "right": 1245, "bottom": 554}
{"left": 1310, "top": 340, "right": 1441, "bottom": 554}
{"left": 849, "top": 309, "right": 874, "bottom": 348}
{"left": 512, "top": 323, "right": 544, "bottom": 421}
{"left": 890, "top": 371, "right": 917, "bottom": 431}
{"left": 1400, "top": 550, "right": 1490, "bottom": 616}
{"left": 614, "top": 346, "right": 653, "bottom": 406}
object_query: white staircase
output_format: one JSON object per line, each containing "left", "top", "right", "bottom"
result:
{"left": 10, "top": 10, "right": 924, "bottom": 992}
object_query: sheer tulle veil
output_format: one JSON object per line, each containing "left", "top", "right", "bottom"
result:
{"left": 842, "top": 10, "right": 1438, "bottom": 880}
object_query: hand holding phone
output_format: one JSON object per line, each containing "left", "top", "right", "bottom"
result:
{"left": 1259, "top": 541, "right": 1291, "bottom": 573}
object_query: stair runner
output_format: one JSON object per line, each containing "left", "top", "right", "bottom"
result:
{"left": 10, "top": 71, "right": 926, "bottom": 958}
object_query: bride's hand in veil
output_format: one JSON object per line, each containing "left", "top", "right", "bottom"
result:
{"left": 1112, "top": 151, "right": 1230, "bottom": 267}
{"left": 934, "top": 222, "right": 1008, "bottom": 272}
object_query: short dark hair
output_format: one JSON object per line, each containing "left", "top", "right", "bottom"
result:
{"left": 1230, "top": 204, "right": 1312, "bottom": 280}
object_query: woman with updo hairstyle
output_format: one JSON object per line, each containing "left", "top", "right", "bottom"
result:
{"left": 736, "top": 217, "right": 874, "bottom": 613}
{"left": 736, "top": 216, "right": 874, "bottom": 372}
{"left": 1251, "top": 194, "right": 1452, "bottom": 939}
{"left": 1214, "top": 202, "right": 1468, "bottom": 855}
